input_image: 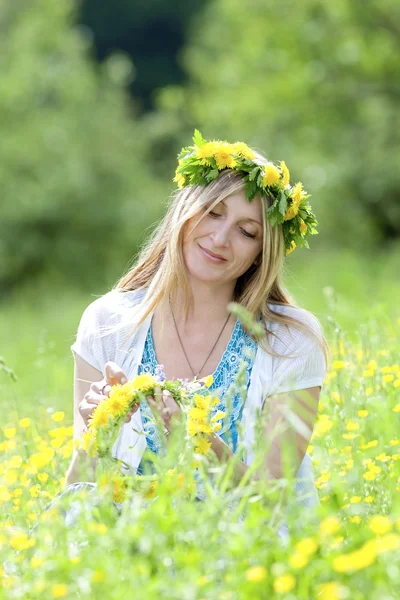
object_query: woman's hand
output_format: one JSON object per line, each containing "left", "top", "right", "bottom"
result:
{"left": 146, "top": 388, "right": 182, "bottom": 433}
{"left": 78, "top": 361, "right": 139, "bottom": 428}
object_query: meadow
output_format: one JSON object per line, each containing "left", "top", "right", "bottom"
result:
{"left": 1, "top": 249, "right": 400, "bottom": 599}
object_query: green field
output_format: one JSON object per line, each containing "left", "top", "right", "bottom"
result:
{"left": 1, "top": 249, "right": 400, "bottom": 598}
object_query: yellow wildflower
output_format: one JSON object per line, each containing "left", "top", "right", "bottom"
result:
{"left": 195, "top": 141, "right": 220, "bottom": 164}
{"left": 51, "top": 412, "right": 65, "bottom": 422}
{"left": 89, "top": 403, "right": 110, "bottom": 429}
{"left": 393, "top": 404, "right": 400, "bottom": 412}
{"left": 280, "top": 160, "right": 290, "bottom": 186}
{"left": 201, "top": 375, "right": 214, "bottom": 387}
{"left": 294, "top": 537, "right": 318, "bottom": 556}
{"left": 262, "top": 163, "right": 280, "bottom": 187}
{"left": 273, "top": 574, "right": 296, "bottom": 593}
{"left": 131, "top": 374, "right": 156, "bottom": 392}
{"left": 245, "top": 565, "right": 267, "bottom": 582}
{"left": 195, "top": 436, "right": 212, "bottom": 455}
{"left": 187, "top": 420, "right": 201, "bottom": 437}
{"left": 332, "top": 543, "right": 376, "bottom": 573}
{"left": 173, "top": 172, "right": 186, "bottom": 188}
{"left": 231, "top": 142, "right": 255, "bottom": 160}
{"left": 383, "top": 374, "right": 394, "bottom": 383}
{"left": 188, "top": 407, "right": 208, "bottom": 422}
{"left": 350, "top": 496, "right": 362, "bottom": 504}
{"left": 106, "top": 387, "right": 132, "bottom": 417}
{"left": 369, "top": 515, "right": 392, "bottom": 535}
{"left": 210, "top": 411, "right": 226, "bottom": 423}
{"left": 112, "top": 476, "right": 126, "bottom": 503}
{"left": 375, "top": 533, "right": 400, "bottom": 554}
{"left": 18, "top": 418, "right": 31, "bottom": 428}
{"left": 3, "top": 427, "right": 16, "bottom": 439}
{"left": 318, "top": 582, "right": 348, "bottom": 600}
{"left": 51, "top": 584, "right": 68, "bottom": 598}
{"left": 289, "top": 552, "right": 308, "bottom": 568}
{"left": 358, "top": 410, "right": 368, "bottom": 418}
{"left": 212, "top": 422, "right": 222, "bottom": 433}
{"left": 332, "top": 360, "right": 346, "bottom": 370}
{"left": 285, "top": 241, "right": 296, "bottom": 255}
{"left": 214, "top": 143, "right": 238, "bottom": 170}
{"left": 319, "top": 516, "right": 340, "bottom": 535}
{"left": 81, "top": 428, "right": 96, "bottom": 456}
{"left": 299, "top": 218, "right": 307, "bottom": 234}
{"left": 10, "top": 531, "right": 35, "bottom": 551}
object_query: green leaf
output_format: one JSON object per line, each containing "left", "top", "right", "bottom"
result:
{"left": 193, "top": 129, "right": 205, "bottom": 148}
{"left": 248, "top": 166, "right": 260, "bottom": 182}
{"left": 205, "top": 169, "right": 219, "bottom": 182}
{"left": 278, "top": 190, "right": 288, "bottom": 216}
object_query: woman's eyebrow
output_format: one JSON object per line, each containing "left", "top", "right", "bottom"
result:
{"left": 218, "top": 199, "right": 262, "bottom": 226}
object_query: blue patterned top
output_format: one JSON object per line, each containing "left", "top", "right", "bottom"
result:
{"left": 136, "top": 316, "right": 258, "bottom": 474}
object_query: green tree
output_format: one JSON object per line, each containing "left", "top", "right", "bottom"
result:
{"left": 0, "top": 0, "right": 161, "bottom": 294}
{"left": 153, "top": 0, "right": 400, "bottom": 249}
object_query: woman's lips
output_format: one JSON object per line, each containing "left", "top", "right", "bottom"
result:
{"left": 198, "top": 245, "right": 227, "bottom": 264}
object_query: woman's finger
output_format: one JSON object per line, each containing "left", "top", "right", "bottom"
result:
{"left": 105, "top": 362, "right": 128, "bottom": 387}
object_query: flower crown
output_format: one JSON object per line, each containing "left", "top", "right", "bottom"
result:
{"left": 173, "top": 129, "right": 319, "bottom": 254}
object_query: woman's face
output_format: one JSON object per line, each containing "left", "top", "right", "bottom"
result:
{"left": 182, "top": 190, "right": 264, "bottom": 286}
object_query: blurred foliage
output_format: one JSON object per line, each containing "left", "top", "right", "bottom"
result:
{"left": 0, "top": 0, "right": 165, "bottom": 295}
{"left": 79, "top": 0, "right": 204, "bottom": 112}
{"left": 152, "top": 0, "right": 400, "bottom": 249}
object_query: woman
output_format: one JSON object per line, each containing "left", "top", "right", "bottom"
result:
{"left": 64, "top": 130, "right": 329, "bottom": 516}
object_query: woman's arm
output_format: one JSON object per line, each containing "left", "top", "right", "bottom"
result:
{"left": 64, "top": 353, "right": 102, "bottom": 487}
{"left": 206, "top": 386, "right": 321, "bottom": 486}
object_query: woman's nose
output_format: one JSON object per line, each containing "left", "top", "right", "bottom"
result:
{"left": 211, "top": 223, "right": 231, "bottom": 246}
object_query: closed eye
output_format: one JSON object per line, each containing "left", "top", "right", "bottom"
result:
{"left": 209, "top": 211, "right": 257, "bottom": 238}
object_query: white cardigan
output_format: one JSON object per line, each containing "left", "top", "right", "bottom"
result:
{"left": 71, "top": 289, "right": 326, "bottom": 507}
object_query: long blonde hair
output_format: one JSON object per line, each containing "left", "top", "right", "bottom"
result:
{"left": 114, "top": 157, "right": 330, "bottom": 367}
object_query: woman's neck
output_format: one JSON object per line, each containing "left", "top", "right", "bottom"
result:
{"left": 169, "top": 280, "right": 235, "bottom": 329}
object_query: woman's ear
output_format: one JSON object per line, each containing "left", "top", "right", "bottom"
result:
{"left": 253, "top": 254, "right": 261, "bottom": 266}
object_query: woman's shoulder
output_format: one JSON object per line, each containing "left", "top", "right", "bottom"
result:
{"left": 79, "top": 288, "right": 147, "bottom": 329}
{"left": 265, "top": 302, "right": 325, "bottom": 350}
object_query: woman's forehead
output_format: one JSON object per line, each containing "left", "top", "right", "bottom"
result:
{"left": 214, "top": 192, "right": 263, "bottom": 220}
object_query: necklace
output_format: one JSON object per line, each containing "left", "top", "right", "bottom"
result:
{"left": 168, "top": 294, "right": 231, "bottom": 379}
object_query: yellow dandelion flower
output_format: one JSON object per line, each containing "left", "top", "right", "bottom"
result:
{"left": 212, "top": 422, "right": 222, "bottom": 433}
{"left": 350, "top": 516, "right": 362, "bottom": 524}
{"left": 188, "top": 407, "right": 208, "bottom": 422}
{"left": 394, "top": 379, "right": 400, "bottom": 388}
{"left": 144, "top": 481, "right": 158, "bottom": 499}
{"left": 201, "top": 375, "right": 214, "bottom": 388}
{"left": 210, "top": 411, "right": 226, "bottom": 423}
{"left": 320, "top": 516, "right": 340, "bottom": 535}
{"left": 285, "top": 240, "right": 296, "bottom": 255}
{"left": 195, "top": 436, "right": 212, "bottom": 454}
{"left": 346, "top": 421, "right": 359, "bottom": 431}
{"left": 10, "top": 531, "right": 35, "bottom": 551}
{"left": 358, "top": 410, "right": 368, "bottom": 418}
{"left": 112, "top": 477, "right": 126, "bottom": 503}
{"left": 106, "top": 388, "right": 132, "bottom": 417}
{"left": 393, "top": 404, "right": 400, "bottom": 413}
{"left": 289, "top": 552, "right": 308, "bottom": 569}
{"left": 81, "top": 429, "right": 96, "bottom": 456}
{"left": 332, "top": 360, "right": 346, "bottom": 370}
{"left": 364, "top": 495, "right": 374, "bottom": 503}
{"left": 187, "top": 420, "right": 201, "bottom": 437}
{"left": 51, "top": 584, "right": 68, "bottom": 598}
{"left": 273, "top": 573, "right": 296, "bottom": 593}
{"left": 245, "top": 565, "right": 267, "bottom": 582}
{"left": 4, "top": 427, "right": 16, "bottom": 439}
{"left": 51, "top": 412, "right": 65, "bottom": 422}
{"left": 383, "top": 374, "right": 394, "bottom": 383}
{"left": 291, "top": 182, "right": 307, "bottom": 204}
{"left": 131, "top": 374, "right": 156, "bottom": 392}
{"left": 214, "top": 144, "right": 237, "bottom": 170}
{"left": 89, "top": 404, "right": 110, "bottom": 429}
{"left": 350, "top": 496, "right": 362, "bottom": 504}
{"left": 195, "top": 141, "right": 220, "bottom": 162}
{"left": 360, "top": 439, "right": 378, "bottom": 450}
{"left": 231, "top": 142, "right": 255, "bottom": 160}
{"left": 18, "top": 418, "right": 31, "bottom": 428}
{"left": 295, "top": 537, "right": 318, "bottom": 556}
{"left": 299, "top": 218, "right": 307, "bottom": 234}
{"left": 262, "top": 163, "right": 281, "bottom": 187}
{"left": 317, "top": 582, "right": 348, "bottom": 600}
{"left": 173, "top": 172, "right": 186, "bottom": 188}
{"left": 280, "top": 160, "right": 290, "bottom": 186}
{"left": 332, "top": 543, "right": 376, "bottom": 573}
{"left": 369, "top": 515, "right": 392, "bottom": 535}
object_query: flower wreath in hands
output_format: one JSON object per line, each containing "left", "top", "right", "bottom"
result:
{"left": 173, "top": 129, "right": 319, "bottom": 255}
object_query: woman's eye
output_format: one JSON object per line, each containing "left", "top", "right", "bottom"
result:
{"left": 209, "top": 211, "right": 220, "bottom": 217}
{"left": 241, "top": 228, "right": 256, "bottom": 239}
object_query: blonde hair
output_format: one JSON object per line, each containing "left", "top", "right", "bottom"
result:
{"left": 113, "top": 151, "right": 330, "bottom": 368}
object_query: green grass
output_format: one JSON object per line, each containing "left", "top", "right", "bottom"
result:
{"left": 1, "top": 249, "right": 400, "bottom": 598}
